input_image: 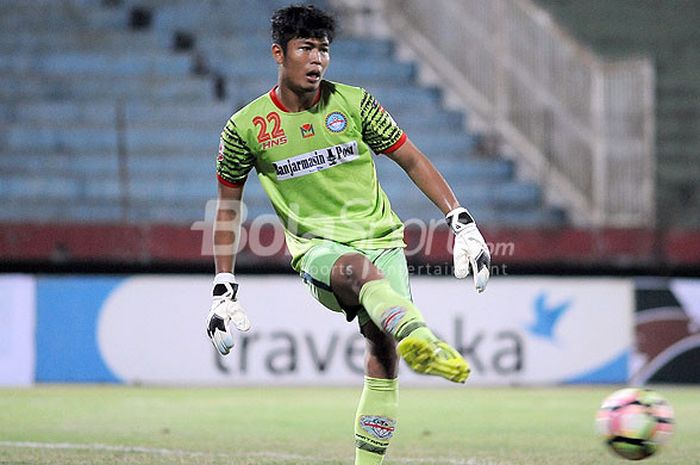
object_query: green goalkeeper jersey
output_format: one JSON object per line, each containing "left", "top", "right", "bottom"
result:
{"left": 216, "top": 80, "right": 407, "bottom": 270}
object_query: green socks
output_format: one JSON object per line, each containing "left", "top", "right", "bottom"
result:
{"left": 358, "top": 279, "right": 432, "bottom": 341}
{"left": 354, "top": 376, "right": 399, "bottom": 465}
{"left": 354, "top": 280, "right": 442, "bottom": 463}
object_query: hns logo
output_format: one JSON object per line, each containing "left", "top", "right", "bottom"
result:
{"left": 300, "top": 123, "right": 315, "bottom": 139}
{"left": 526, "top": 292, "right": 572, "bottom": 341}
{"left": 325, "top": 111, "right": 347, "bottom": 133}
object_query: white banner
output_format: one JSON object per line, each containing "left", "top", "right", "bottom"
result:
{"left": 97, "top": 276, "right": 633, "bottom": 386}
{"left": 0, "top": 275, "right": 35, "bottom": 386}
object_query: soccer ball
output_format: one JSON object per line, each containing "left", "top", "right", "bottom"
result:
{"left": 595, "top": 388, "right": 674, "bottom": 460}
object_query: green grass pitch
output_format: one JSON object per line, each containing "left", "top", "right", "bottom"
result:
{"left": 1, "top": 385, "right": 698, "bottom": 465}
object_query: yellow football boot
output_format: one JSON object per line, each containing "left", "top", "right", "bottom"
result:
{"left": 397, "top": 336, "right": 470, "bottom": 383}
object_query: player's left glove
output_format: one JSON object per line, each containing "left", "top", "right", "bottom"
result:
{"left": 446, "top": 206, "right": 491, "bottom": 293}
{"left": 206, "top": 273, "right": 251, "bottom": 355}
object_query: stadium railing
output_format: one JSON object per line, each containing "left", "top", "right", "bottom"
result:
{"left": 358, "top": 0, "right": 656, "bottom": 227}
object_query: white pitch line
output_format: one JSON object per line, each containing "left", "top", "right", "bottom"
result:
{"left": 0, "top": 442, "right": 309, "bottom": 461}
{"left": 0, "top": 440, "right": 511, "bottom": 465}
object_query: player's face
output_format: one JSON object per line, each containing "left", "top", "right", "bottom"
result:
{"left": 274, "top": 37, "right": 330, "bottom": 94}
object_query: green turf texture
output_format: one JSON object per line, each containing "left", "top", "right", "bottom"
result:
{"left": 1, "top": 385, "right": 698, "bottom": 465}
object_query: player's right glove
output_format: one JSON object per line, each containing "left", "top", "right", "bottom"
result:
{"left": 446, "top": 206, "right": 491, "bottom": 293}
{"left": 206, "top": 273, "right": 251, "bottom": 355}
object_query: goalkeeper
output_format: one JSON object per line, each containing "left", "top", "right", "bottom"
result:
{"left": 207, "top": 5, "right": 490, "bottom": 465}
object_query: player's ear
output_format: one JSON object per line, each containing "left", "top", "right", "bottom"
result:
{"left": 272, "top": 43, "right": 284, "bottom": 65}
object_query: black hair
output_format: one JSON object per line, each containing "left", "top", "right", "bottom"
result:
{"left": 271, "top": 4, "right": 336, "bottom": 52}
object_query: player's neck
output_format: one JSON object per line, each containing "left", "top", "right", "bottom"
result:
{"left": 274, "top": 84, "right": 320, "bottom": 112}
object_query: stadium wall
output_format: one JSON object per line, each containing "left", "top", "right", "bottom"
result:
{"left": 3, "top": 274, "right": 698, "bottom": 387}
{"left": 1, "top": 223, "right": 700, "bottom": 274}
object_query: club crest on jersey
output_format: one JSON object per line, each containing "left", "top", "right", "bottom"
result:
{"left": 325, "top": 111, "right": 348, "bottom": 133}
{"left": 272, "top": 141, "right": 359, "bottom": 181}
{"left": 300, "top": 123, "right": 315, "bottom": 139}
{"left": 359, "top": 415, "right": 396, "bottom": 440}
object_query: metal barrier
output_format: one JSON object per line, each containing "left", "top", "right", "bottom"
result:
{"left": 377, "top": 0, "right": 655, "bottom": 226}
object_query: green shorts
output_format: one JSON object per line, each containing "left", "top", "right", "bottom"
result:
{"left": 299, "top": 240, "right": 412, "bottom": 327}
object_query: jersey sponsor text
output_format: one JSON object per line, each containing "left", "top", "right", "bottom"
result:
{"left": 273, "top": 141, "right": 359, "bottom": 180}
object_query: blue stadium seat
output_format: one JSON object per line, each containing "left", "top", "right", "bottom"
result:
{"left": 0, "top": 201, "right": 121, "bottom": 223}
{"left": 0, "top": 176, "right": 80, "bottom": 200}
{"left": 0, "top": 153, "right": 119, "bottom": 176}
{"left": 125, "top": 128, "right": 219, "bottom": 153}
{"left": 0, "top": 74, "right": 211, "bottom": 101}
{"left": 124, "top": 102, "right": 235, "bottom": 127}
{"left": 82, "top": 178, "right": 122, "bottom": 201}
{"left": 14, "top": 101, "right": 116, "bottom": 125}
{"left": 5, "top": 126, "right": 118, "bottom": 153}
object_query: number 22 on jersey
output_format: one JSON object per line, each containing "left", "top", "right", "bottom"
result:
{"left": 253, "top": 112, "right": 288, "bottom": 150}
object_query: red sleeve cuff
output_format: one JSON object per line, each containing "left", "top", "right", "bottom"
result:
{"left": 217, "top": 173, "right": 245, "bottom": 188}
{"left": 382, "top": 132, "right": 408, "bottom": 154}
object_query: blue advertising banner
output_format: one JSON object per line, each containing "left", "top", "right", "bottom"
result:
{"left": 35, "top": 277, "right": 123, "bottom": 383}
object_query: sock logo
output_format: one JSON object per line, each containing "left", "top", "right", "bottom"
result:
{"left": 381, "top": 307, "right": 406, "bottom": 335}
{"left": 359, "top": 415, "right": 396, "bottom": 440}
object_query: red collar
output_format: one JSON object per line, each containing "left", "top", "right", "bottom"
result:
{"left": 269, "top": 85, "right": 321, "bottom": 112}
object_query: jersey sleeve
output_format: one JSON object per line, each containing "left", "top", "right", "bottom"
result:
{"left": 360, "top": 89, "right": 407, "bottom": 154}
{"left": 216, "top": 118, "right": 255, "bottom": 186}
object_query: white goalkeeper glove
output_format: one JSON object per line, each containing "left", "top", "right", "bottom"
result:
{"left": 206, "top": 273, "right": 251, "bottom": 355}
{"left": 446, "top": 207, "right": 491, "bottom": 293}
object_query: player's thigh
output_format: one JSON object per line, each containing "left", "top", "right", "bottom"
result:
{"left": 299, "top": 240, "right": 360, "bottom": 320}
